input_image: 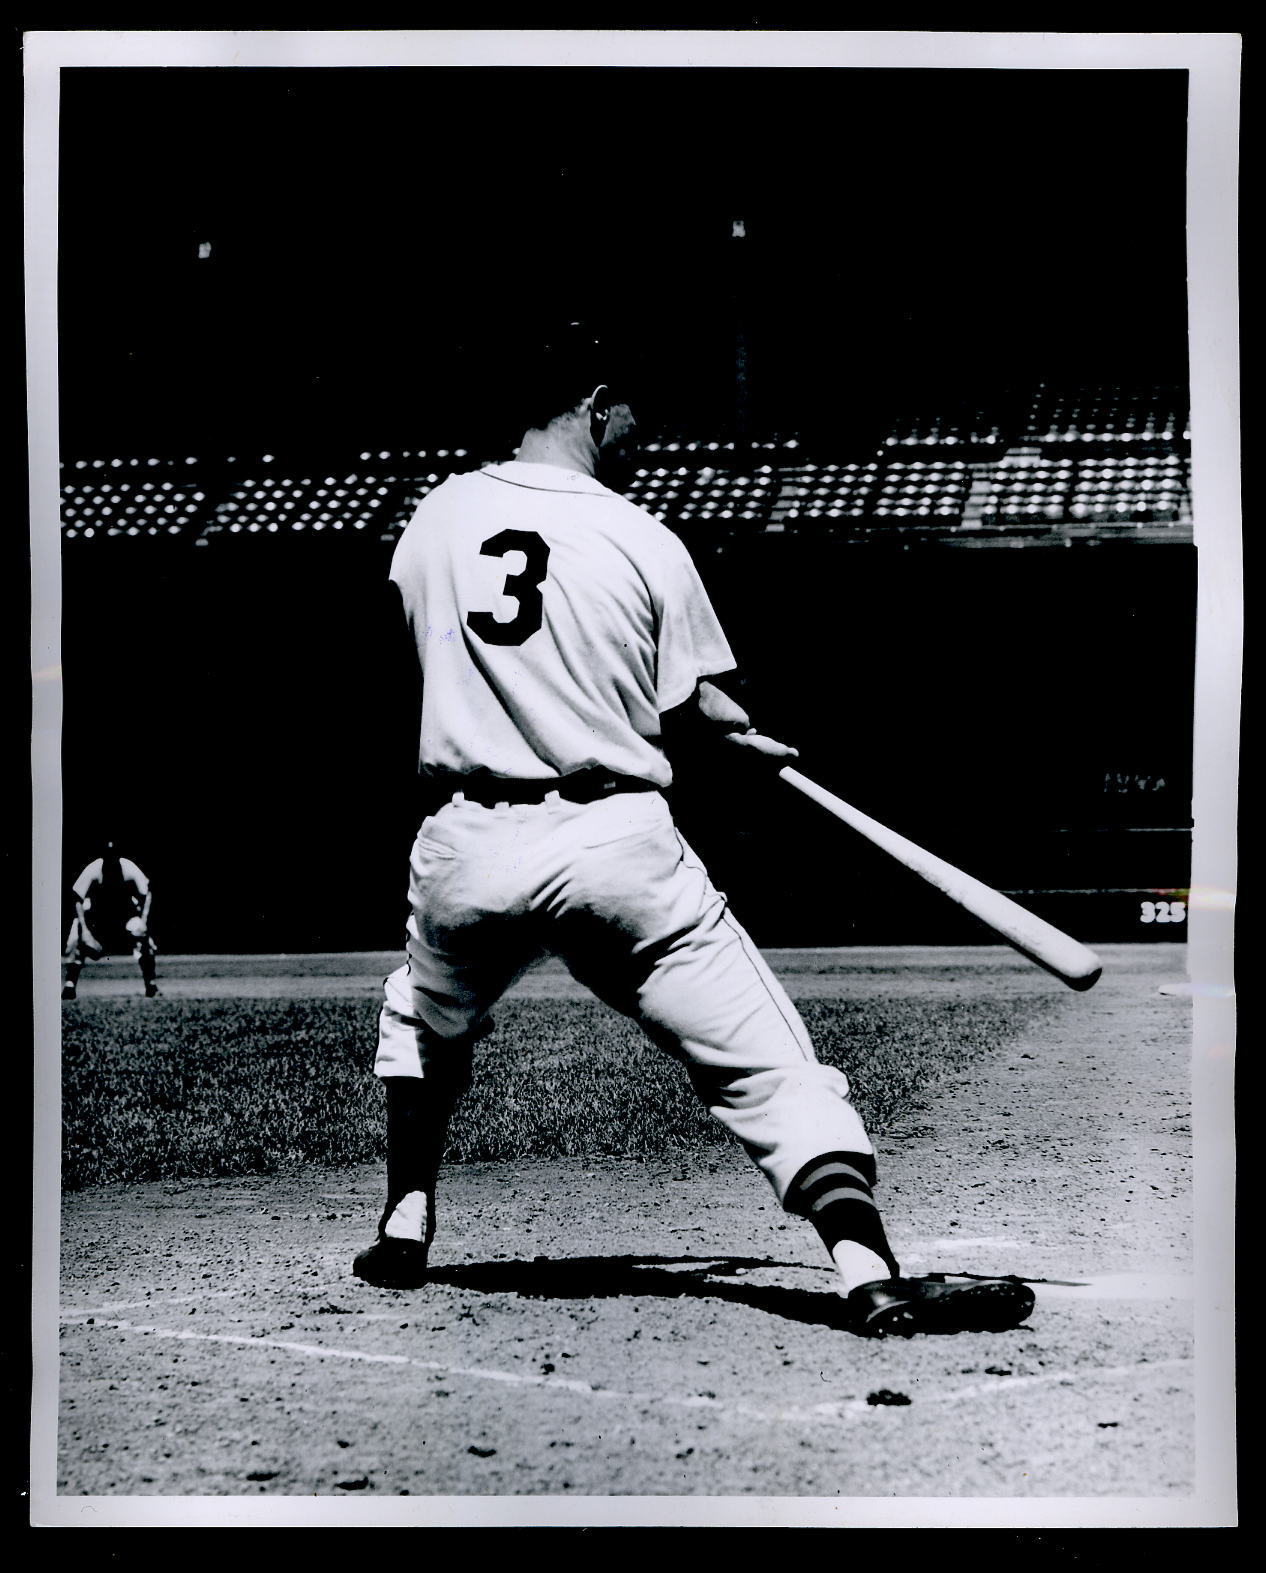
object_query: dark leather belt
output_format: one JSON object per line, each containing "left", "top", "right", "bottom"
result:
{"left": 424, "top": 769, "right": 661, "bottom": 810}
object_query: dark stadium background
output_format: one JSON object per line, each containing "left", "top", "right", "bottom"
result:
{"left": 55, "top": 65, "right": 1194, "bottom": 951}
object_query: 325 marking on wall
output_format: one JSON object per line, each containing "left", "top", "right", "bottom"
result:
{"left": 1140, "top": 898, "right": 1187, "bottom": 925}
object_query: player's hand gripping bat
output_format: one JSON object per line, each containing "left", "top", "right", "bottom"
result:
{"left": 778, "top": 766, "right": 1102, "bottom": 991}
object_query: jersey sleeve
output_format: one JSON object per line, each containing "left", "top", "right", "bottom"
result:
{"left": 654, "top": 540, "right": 737, "bottom": 713}
{"left": 71, "top": 861, "right": 100, "bottom": 900}
{"left": 120, "top": 859, "right": 150, "bottom": 895}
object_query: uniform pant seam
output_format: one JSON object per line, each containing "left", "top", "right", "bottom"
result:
{"left": 718, "top": 910, "right": 813, "bottom": 1063}
{"left": 671, "top": 827, "right": 811, "bottom": 1064}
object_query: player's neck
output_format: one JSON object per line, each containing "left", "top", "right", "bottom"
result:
{"left": 514, "top": 423, "right": 598, "bottom": 478}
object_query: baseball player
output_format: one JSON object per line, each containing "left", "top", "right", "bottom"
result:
{"left": 353, "top": 329, "right": 1035, "bottom": 1336}
{"left": 62, "top": 842, "right": 159, "bottom": 1000}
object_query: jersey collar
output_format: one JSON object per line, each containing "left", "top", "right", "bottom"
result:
{"left": 481, "top": 460, "right": 614, "bottom": 498}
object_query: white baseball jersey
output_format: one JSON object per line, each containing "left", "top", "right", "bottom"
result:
{"left": 72, "top": 857, "right": 149, "bottom": 907}
{"left": 389, "top": 460, "right": 736, "bottom": 785}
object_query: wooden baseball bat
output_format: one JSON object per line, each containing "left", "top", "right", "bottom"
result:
{"left": 778, "top": 766, "right": 1102, "bottom": 991}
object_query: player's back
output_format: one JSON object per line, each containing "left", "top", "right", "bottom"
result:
{"left": 390, "top": 460, "right": 732, "bottom": 784}
{"left": 72, "top": 855, "right": 147, "bottom": 923}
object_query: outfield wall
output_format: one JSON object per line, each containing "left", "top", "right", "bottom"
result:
{"left": 59, "top": 527, "right": 1194, "bottom": 952}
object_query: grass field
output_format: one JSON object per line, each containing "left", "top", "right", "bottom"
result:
{"left": 61, "top": 989, "right": 1053, "bottom": 1189}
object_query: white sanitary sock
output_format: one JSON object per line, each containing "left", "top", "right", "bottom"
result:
{"left": 383, "top": 1190, "right": 428, "bottom": 1242}
{"left": 831, "top": 1240, "right": 894, "bottom": 1296}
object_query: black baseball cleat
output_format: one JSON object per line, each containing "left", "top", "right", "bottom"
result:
{"left": 352, "top": 1236, "right": 431, "bottom": 1290}
{"left": 62, "top": 983, "right": 77, "bottom": 1001}
{"left": 144, "top": 983, "right": 161, "bottom": 998}
{"left": 846, "top": 1274, "right": 1036, "bottom": 1337}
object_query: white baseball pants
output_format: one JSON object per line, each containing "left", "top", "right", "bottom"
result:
{"left": 376, "top": 787, "right": 872, "bottom": 1205}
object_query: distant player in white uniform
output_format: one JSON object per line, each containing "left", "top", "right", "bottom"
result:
{"left": 63, "top": 841, "right": 159, "bottom": 999}
{"left": 353, "top": 329, "right": 1035, "bottom": 1336}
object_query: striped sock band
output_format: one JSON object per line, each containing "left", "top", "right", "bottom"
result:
{"left": 785, "top": 1151, "right": 900, "bottom": 1278}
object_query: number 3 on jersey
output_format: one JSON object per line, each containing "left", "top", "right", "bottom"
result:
{"left": 466, "top": 529, "right": 552, "bottom": 646}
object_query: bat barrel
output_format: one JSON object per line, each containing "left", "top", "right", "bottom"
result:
{"left": 779, "top": 767, "right": 1102, "bottom": 991}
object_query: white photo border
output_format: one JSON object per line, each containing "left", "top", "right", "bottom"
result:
{"left": 26, "top": 29, "right": 1240, "bottom": 1530}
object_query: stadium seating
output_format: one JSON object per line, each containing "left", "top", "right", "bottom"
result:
{"left": 869, "top": 460, "right": 971, "bottom": 525}
{"left": 1023, "top": 383, "right": 1190, "bottom": 446}
{"left": 1068, "top": 455, "right": 1190, "bottom": 524}
{"left": 764, "top": 462, "right": 880, "bottom": 529}
{"left": 882, "top": 408, "right": 1005, "bottom": 450}
{"left": 625, "top": 464, "right": 778, "bottom": 529}
{"left": 193, "top": 448, "right": 474, "bottom": 543}
{"left": 201, "top": 471, "right": 411, "bottom": 540}
{"left": 639, "top": 437, "right": 804, "bottom": 460}
{"left": 57, "top": 387, "right": 1193, "bottom": 546}
{"left": 59, "top": 456, "right": 210, "bottom": 541}
{"left": 977, "top": 452, "right": 1191, "bottom": 528}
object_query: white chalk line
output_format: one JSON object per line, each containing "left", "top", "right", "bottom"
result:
{"left": 915, "top": 1360, "right": 1193, "bottom": 1408}
{"left": 60, "top": 1286, "right": 350, "bottom": 1319}
{"left": 60, "top": 1290, "right": 247, "bottom": 1316}
{"left": 59, "top": 1315, "right": 1193, "bottom": 1428}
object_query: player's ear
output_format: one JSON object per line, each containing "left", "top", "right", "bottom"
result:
{"left": 588, "top": 384, "right": 612, "bottom": 441}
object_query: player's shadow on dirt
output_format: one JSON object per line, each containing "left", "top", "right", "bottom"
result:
{"left": 425, "top": 1254, "right": 857, "bottom": 1331}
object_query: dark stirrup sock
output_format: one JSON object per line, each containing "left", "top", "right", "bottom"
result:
{"left": 379, "top": 1076, "right": 456, "bottom": 1238}
{"left": 784, "top": 1151, "right": 902, "bottom": 1279}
